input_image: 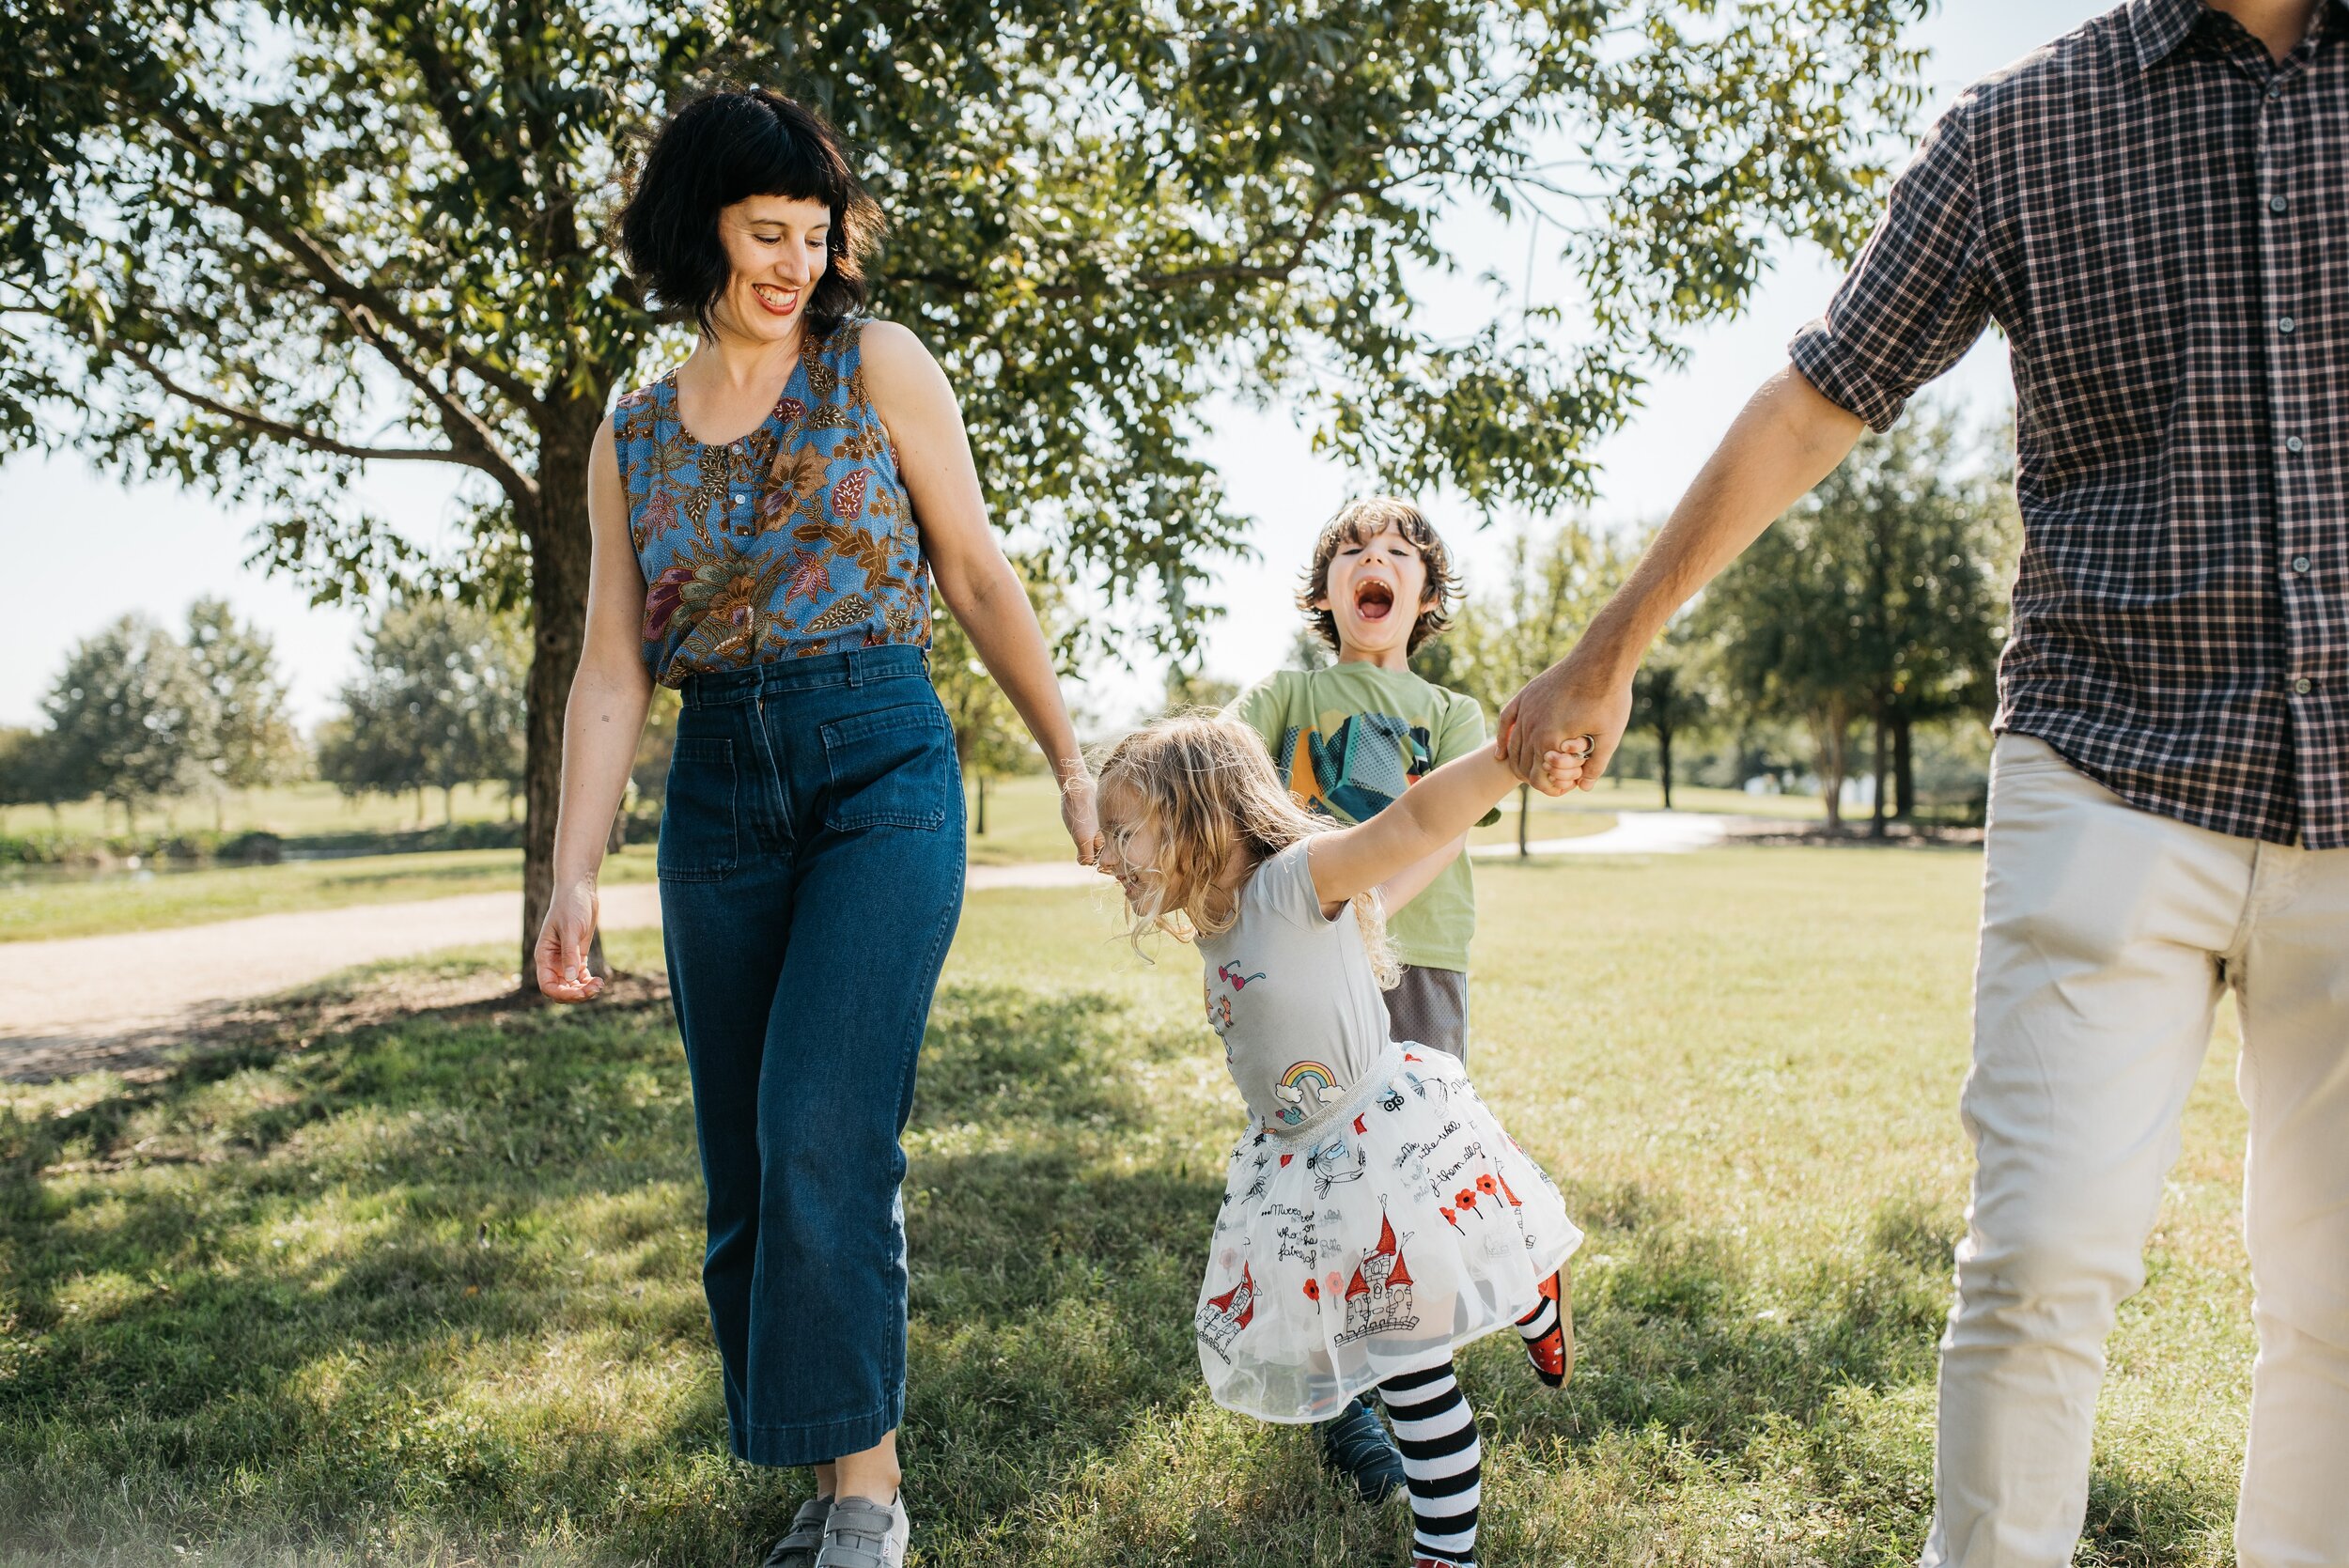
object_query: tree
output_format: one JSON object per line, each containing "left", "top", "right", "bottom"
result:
{"left": 0, "top": 726, "right": 61, "bottom": 833}
{"left": 1699, "top": 404, "right": 2014, "bottom": 832}
{"left": 320, "top": 598, "right": 528, "bottom": 822}
{"left": 1631, "top": 620, "right": 1714, "bottom": 811}
{"left": 5, "top": 0, "right": 1929, "bottom": 982}
{"left": 184, "top": 597, "right": 303, "bottom": 827}
{"left": 1439, "top": 521, "right": 1628, "bottom": 855}
{"left": 1162, "top": 667, "right": 1242, "bottom": 718}
{"left": 39, "top": 613, "right": 218, "bottom": 834}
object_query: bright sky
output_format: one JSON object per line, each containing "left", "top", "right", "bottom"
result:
{"left": 0, "top": 1, "right": 2092, "bottom": 732}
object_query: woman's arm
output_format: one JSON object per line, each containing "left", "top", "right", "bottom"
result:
{"left": 1307, "top": 747, "right": 1576, "bottom": 916}
{"left": 862, "top": 320, "right": 1098, "bottom": 861}
{"left": 534, "top": 415, "right": 656, "bottom": 1001}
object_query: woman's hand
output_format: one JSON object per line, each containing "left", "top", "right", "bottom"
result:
{"left": 1059, "top": 763, "right": 1102, "bottom": 865}
{"left": 533, "top": 878, "right": 605, "bottom": 1001}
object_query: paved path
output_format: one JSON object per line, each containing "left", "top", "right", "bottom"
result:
{"left": 1, "top": 817, "right": 1746, "bottom": 1076}
{"left": 1470, "top": 810, "right": 1746, "bottom": 860}
{"left": 0, "top": 861, "right": 1098, "bottom": 1075}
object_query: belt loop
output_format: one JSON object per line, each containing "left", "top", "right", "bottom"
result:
{"left": 847, "top": 654, "right": 863, "bottom": 689}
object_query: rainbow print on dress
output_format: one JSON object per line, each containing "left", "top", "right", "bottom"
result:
{"left": 1273, "top": 1061, "right": 1339, "bottom": 1126}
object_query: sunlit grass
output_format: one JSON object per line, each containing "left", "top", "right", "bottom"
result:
{"left": 0, "top": 851, "right": 2250, "bottom": 1564}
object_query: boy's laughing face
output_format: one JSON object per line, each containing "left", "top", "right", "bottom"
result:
{"left": 1315, "top": 521, "right": 1433, "bottom": 664}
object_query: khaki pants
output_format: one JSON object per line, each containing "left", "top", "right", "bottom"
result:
{"left": 1924, "top": 736, "right": 2349, "bottom": 1568}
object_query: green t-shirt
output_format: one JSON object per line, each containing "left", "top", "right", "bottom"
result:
{"left": 1226, "top": 663, "right": 1489, "bottom": 973}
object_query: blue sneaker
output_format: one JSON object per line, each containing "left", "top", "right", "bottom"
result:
{"left": 1317, "top": 1392, "right": 1408, "bottom": 1503}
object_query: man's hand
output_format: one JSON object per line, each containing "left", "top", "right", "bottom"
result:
{"left": 1497, "top": 645, "right": 1636, "bottom": 790}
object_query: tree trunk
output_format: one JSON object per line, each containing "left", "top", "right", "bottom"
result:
{"left": 1812, "top": 709, "right": 1846, "bottom": 834}
{"left": 974, "top": 771, "right": 988, "bottom": 836}
{"left": 1893, "top": 713, "right": 1915, "bottom": 823}
{"left": 521, "top": 398, "right": 609, "bottom": 992}
{"left": 1657, "top": 720, "right": 1675, "bottom": 811}
{"left": 1870, "top": 694, "right": 1890, "bottom": 840}
{"left": 1517, "top": 782, "right": 1530, "bottom": 858}
{"left": 443, "top": 784, "right": 457, "bottom": 825}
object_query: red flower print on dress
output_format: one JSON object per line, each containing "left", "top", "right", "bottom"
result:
{"left": 1455, "top": 1188, "right": 1478, "bottom": 1210}
{"left": 643, "top": 565, "right": 693, "bottom": 641}
{"left": 1475, "top": 1174, "right": 1498, "bottom": 1197}
{"left": 1302, "top": 1277, "right": 1320, "bottom": 1301}
{"left": 831, "top": 470, "right": 870, "bottom": 520}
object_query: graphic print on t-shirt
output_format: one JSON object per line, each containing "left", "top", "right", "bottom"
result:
{"left": 1277, "top": 711, "right": 1434, "bottom": 822}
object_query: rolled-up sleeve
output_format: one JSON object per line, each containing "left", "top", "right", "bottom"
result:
{"left": 1789, "top": 101, "right": 1991, "bottom": 432}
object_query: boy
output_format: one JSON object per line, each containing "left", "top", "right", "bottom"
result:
{"left": 1227, "top": 495, "right": 1502, "bottom": 1503}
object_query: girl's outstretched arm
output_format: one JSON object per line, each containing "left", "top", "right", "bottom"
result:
{"left": 1305, "top": 746, "right": 1578, "bottom": 916}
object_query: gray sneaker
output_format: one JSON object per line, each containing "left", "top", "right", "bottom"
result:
{"left": 762, "top": 1494, "right": 833, "bottom": 1568}
{"left": 813, "top": 1493, "right": 909, "bottom": 1568}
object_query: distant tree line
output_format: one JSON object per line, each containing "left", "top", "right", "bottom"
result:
{"left": 0, "top": 597, "right": 530, "bottom": 839}
{"left": 1423, "top": 403, "right": 2018, "bottom": 840}
{"left": 0, "top": 598, "right": 301, "bottom": 833}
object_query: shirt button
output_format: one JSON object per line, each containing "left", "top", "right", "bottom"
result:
{"left": 2294, "top": 677, "right": 2314, "bottom": 695}
{"left": 2287, "top": 436, "right": 2307, "bottom": 454}
{"left": 2293, "top": 556, "right": 2312, "bottom": 574}
{"left": 2269, "top": 83, "right": 2285, "bottom": 99}
{"left": 2270, "top": 195, "right": 2290, "bottom": 213}
{"left": 2279, "top": 317, "right": 2297, "bottom": 334}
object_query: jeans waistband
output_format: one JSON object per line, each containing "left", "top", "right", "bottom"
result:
{"left": 679, "top": 644, "right": 930, "bottom": 708}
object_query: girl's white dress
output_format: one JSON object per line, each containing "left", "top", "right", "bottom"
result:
{"left": 1192, "top": 841, "right": 1582, "bottom": 1422}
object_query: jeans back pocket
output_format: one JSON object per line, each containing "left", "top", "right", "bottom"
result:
{"left": 659, "top": 737, "right": 740, "bottom": 881}
{"left": 821, "top": 702, "right": 953, "bottom": 832}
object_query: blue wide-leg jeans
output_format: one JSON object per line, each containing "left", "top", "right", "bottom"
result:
{"left": 658, "top": 645, "right": 966, "bottom": 1467}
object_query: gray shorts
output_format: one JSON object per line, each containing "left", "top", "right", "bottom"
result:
{"left": 1385, "top": 964, "right": 1470, "bottom": 1062}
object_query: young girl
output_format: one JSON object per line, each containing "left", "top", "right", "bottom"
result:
{"left": 1097, "top": 714, "right": 1585, "bottom": 1568}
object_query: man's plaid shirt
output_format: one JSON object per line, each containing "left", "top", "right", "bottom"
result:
{"left": 1790, "top": 0, "right": 2349, "bottom": 847}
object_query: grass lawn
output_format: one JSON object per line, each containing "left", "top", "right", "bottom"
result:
{"left": 0, "top": 848, "right": 661, "bottom": 945}
{"left": 0, "top": 849, "right": 2251, "bottom": 1565}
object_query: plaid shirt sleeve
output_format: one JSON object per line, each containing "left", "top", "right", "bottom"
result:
{"left": 1789, "top": 102, "right": 1993, "bottom": 431}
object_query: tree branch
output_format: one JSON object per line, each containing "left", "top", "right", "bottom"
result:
{"left": 112, "top": 343, "right": 507, "bottom": 476}
{"left": 222, "top": 196, "right": 540, "bottom": 411}
{"left": 894, "top": 183, "right": 1369, "bottom": 302}
{"left": 341, "top": 305, "right": 539, "bottom": 506}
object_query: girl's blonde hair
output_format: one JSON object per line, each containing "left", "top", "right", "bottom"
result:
{"left": 1097, "top": 712, "right": 1400, "bottom": 988}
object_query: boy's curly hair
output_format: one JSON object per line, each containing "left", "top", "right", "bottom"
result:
{"left": 1298, "top": 496, "right": 1461, "bottom": 656}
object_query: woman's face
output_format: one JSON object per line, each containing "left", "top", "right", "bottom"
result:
{"left": 710, "top": 194, "right": 832, "bottom": 343}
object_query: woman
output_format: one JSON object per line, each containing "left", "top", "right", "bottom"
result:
{"left": 534, "top": 88, "right": 1097, "bottom": 1568}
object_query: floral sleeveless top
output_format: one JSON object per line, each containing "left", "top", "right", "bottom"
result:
{"left": 614, "top": 318, "right": 931, "bottom": 686}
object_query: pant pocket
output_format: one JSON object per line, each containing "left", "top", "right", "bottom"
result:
{"left": 660, "top": 737, "right": 740, "bottom": 881}
{"left": 821, "top": 701, "right": 953, "bottom": 832}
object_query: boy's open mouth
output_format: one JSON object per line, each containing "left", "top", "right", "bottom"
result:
{"left": 1353, "top": 580, "right": 1395, "bottom": 622}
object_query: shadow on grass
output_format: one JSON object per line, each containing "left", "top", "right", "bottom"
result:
{"left": 0, "top": 970, "right": 2240, "bottom": 1567}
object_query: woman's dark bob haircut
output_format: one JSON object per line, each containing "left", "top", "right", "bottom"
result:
{"left": 617, "top": 88, "right": 883, "bottom": 340}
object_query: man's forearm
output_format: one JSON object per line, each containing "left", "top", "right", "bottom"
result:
{"left": 1581, "top": 365, "right": 1866, "bottom": 678}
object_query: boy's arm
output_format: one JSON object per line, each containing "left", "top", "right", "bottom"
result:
{"left": 1308, "top": 745, "right": 1576, "bottom": 913}
{"left": 1375, "top": 836, "right": 1465, "bottom": 917}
